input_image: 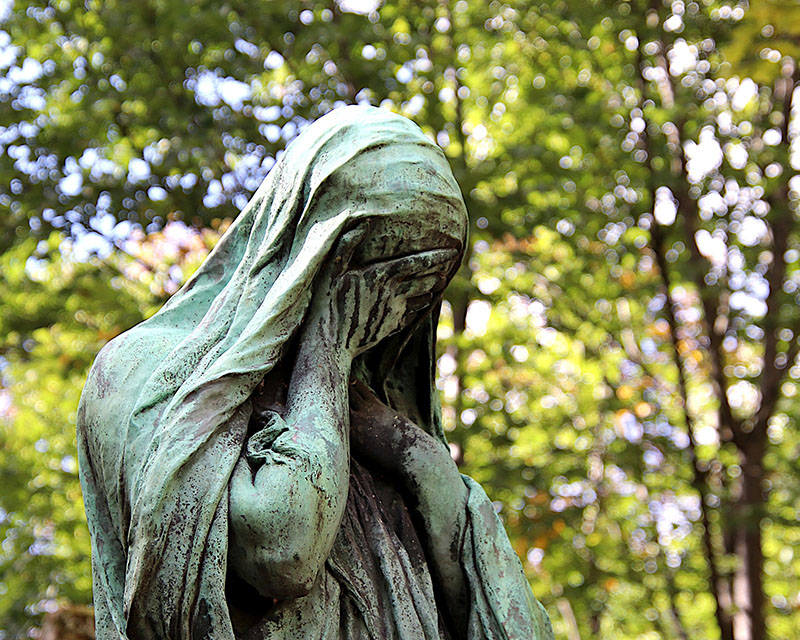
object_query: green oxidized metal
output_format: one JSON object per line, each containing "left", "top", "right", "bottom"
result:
{"left": 78, "top": 106, "right": 554, "bottom": 639}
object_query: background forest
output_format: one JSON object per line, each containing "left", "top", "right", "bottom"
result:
{"left": 1, "top": 0, "right": 799, "bottom": 638}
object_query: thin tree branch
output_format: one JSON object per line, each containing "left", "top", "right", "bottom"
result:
{"left": 654, "top": 36, "right": 742, "bottom": 448}
{"left": 650, "top": 219, "right": 735, "bottom": 640}
{"left": 752, "top": 63, "right": 800, "bottom": 436}
{"left": 636, "top": 36, "right": 735, "bottom": 640}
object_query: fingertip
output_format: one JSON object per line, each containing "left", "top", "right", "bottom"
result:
{"left": 339, "top": 223, "right": 369, "bottom": 270}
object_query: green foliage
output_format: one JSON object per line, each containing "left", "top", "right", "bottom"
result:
{"left": 1, "top": 0, "right": 799, "bottom": 638}
{"left": 0, "top": 239, "right": 140, "bottom": 633}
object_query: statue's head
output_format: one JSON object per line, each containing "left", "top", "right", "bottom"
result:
{"left": 257, "top": 106, "right": 470, "bottom": 403}
{"left": 291, "top": 110, "right": 468, "bottom": 338}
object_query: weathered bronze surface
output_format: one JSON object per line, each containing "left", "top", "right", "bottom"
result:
{"left": 78, "top": 106, "right": 554, "bottom": 639}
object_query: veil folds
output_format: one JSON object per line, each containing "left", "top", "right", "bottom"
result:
{"left": 77, "top": 106, "right": 468, "bottom": 638}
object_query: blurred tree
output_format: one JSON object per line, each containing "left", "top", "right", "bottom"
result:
{"left": 1, "top": 1, "right": 799, "bottom": 639}
{"left": 0, "top": 224, "right": 219, "bottom": 635}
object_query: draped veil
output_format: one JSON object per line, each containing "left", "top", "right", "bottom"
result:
{"left": 78, "top": 106, "right": 553, "bottom": 639}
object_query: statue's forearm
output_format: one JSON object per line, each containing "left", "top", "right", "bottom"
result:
{"left": 350, "top": 405, "right": 470, "bottom": 627}
{"left": 282, "top": 334, "right": 351, "bottom": 499}
{"left": 228, "top": 336, "right": 351, "bottom": 599}
{"left": 396, "top": 436, "right": 470, "bottom": 629}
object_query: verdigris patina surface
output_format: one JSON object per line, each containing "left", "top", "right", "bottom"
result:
{"left": 78, "top": 105, "right": 554, "bottom": 639}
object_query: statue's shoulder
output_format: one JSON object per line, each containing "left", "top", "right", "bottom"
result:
{"left": 79, "top": 324, "right": 182, "bottom": 432}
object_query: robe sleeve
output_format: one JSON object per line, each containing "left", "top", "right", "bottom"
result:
{"left": 459, "top": 475, "right": 554, "bottom": 640}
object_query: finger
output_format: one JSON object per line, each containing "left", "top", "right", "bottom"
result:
{"left": 333, "top": 224, "right": 370, "bottom": 275}
{"left": 405, "top": 291, "right": 437, "bottom": 314}
{"left": 364, "top": 248, "right": 459, "bottom": 281}
{"left": 396, "top": 273, "right": 447, "bottom": 298}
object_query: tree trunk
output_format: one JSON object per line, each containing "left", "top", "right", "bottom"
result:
{"left": 734, "top": 439, "right": 766, "bottom": 640}
{"left": 40, "top": 605, "right": 95, "bottom": 640}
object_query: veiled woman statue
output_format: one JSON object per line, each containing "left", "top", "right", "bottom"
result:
{"left": 78, "top": 106, "right": 554, "bottom": 639}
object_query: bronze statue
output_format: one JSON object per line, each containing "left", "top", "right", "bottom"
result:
{"left": 78, "top": 106, "right": 553, "bottom": 639}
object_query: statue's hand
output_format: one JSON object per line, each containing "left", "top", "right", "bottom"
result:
{"left": 307, "top": 227, "right": 457, "bottom": 359}
{"left": 348, "top": 378, "right": 454, "bottom": 479}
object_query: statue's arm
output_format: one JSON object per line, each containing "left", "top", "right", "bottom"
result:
{"left": 227, "top": 331, "right": 351, "bottom": 600}
{"left": 227, "top": 233, "right": 457, "bottom": 600}
{"left": 349, "top": 381, "right": 470, "bottom": 633}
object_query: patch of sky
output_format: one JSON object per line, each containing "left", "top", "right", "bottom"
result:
{"left": 617, "top": 410, "right": 643, "bottom": 443}
{"left": 69, "top": 212, "right": 134, "bottom": 262}
{"left": 395, "top": 63, "right": 413, "bottom": 84}
{"left": 355, "top": 88, "right": 374, "bottom": 105}
{"left": 643, "top": 448, "right": 664, "bottom": 468}
{"left": 762, "top": 128, "right": 782, "bottom": 146}
{"left": 731, "top": 78, "right": 757, "bottom": 111}
{"left": 465, "top": 300, "right": 491, "bottom": 337}
{"left": 17, "top": 85, "right": 45, "bottom": 110}
{"left": 218, "top": 173, "right": 234, "bottom": 192}
{"left": 0, "top": 30, "right": 19, "bottom": 69}
{"left": 663, "top": 13, "right": 683, "bottom": 32}
{"left": 725, "top": 141, "right": 748, "bottom": 169}
{"left": 605, "top": 464, "right": 637, "bottom": 495}
{"left": 58, "top": 172, "right": 82, "bottom": 197}
{"left": 229, "top": 150, "right": 269, "bottom": 192}
{"left": 7, "top": 56, "right": 41, "bottom": 84}
{"left": 260, "top": 123, "right": 282, "bottom": 143}
{"left": 405, "top": 94, "right": 424, "bottom": 116}
{"left": 264, "top": 50, "right": 284, "bottom": 70}
{"left": 698, "top": 191, "right": 726, "bottom": 216}
{"left": 168, "top": 264, "right": 183, "bottom": 283}
{"left": 70, "top": 231, "right": 112, "bottom": 262}
{"left": 234, "top": 38, "right": 259, "bottom": 58}
{"left": 80, "top": 148, "right": 120, "bottom": 181}
{"left": 179, "top": 173, "right": 197, "bottom": 190}
{"left": 736, "top": 215, "right": 768, "bottom": 246}
{"left": 414, "top": 56, "right": 432, "bottom": 73}
{"left": 684, "top": 126, "right": 722, "bottom": 181}
{"left": 254, "top": 105, "right": 281, "bottom": 122}
{"left": 667, "top": 39, "right": 697, "bottom": 76}
{"left": 148, "top": 186, "right": 167, "bottom": 201}
{"left": 89, "top": 212, "right": 116, "bottom": 237}
{"left": 747, "top": 274, "right": 769, "bottom": 300}
{"left": 193, "top": 70, "right": 252, "bottom": 110}
{"left": 203, "top": 178, "right": 224, "bottom": 208}
{"left": 651, "top": 498, "right": 692, "bottom": 543}
{"left": 438, "top": 87, "right": 455, "bottom": 103}
{"left": 282, "top": 120, "right": 297, "bottom": 141}
{"left": 653, "top": 186, "right": 677, "bottom": 225}
{"left": 143, "top": 141, "right": 167, "bottom": 166}
{"left": 695, "top": 229, "right": 726, "bottom": 266}
{"left": 362, "top": 44, "right": 376, "bottom": 60}
{"left": 127, "top": 158, "right": 151, "bottom": 183}
{"left": 338, "top": 0, "right": 380, "bottom": 15}
{"left": 640, "top": 337, "right": 658, "bottom": 356}
{"left": 729, "top": 288, "right": 767, "bottom": 318}
{"left": 109, "top": 74, "right": 126, "bottom": 92}
{"left": 7, "top": 142, "right": 30, "bottom": 165}
{"left": 727, "top": 379, "right": 759, "bottom": 413}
